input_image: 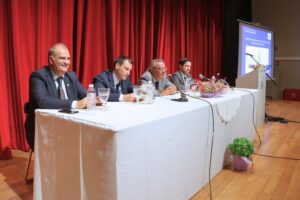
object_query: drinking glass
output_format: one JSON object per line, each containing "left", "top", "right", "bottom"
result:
{"left": 98, "top": 88, "right": 110, "bottom": 109}
{"left": 133, "top": 85, "right": 143, "bottom": 103}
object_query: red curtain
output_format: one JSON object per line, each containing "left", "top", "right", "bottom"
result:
{"left": 0, "top": 0, "right": 224, "bottom": 158}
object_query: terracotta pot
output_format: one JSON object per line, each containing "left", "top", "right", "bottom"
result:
{"left": 232, "top": 155, "right": 252, "bottom": 172}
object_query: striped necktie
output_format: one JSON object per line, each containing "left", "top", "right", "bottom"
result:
{"left": 57, "top": 77, "right": 66, "bottom": 99}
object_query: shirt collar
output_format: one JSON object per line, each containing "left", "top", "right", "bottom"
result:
{"left": 50, "top": 69, "right": 64, "bottom": 80}
{"left": 112, "top": 71, "right": 120, "bottom": 86}
{"left": 179, "top": 71, "right": 187, "bottom": 79}
{"left": 152, "top": 77, "right": 159, "bottom": 83}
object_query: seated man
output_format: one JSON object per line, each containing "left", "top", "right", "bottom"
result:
{"left": 93, "top": 55, "right": 135, "bottom": 102}
{"left": 25, "top": 43, "right": 88, "bottom": 150}
{"left": 171, "top": 58, "right": 192, "bottom": 91}
{"left": 140, "top": 59, "right": 176, "bottom": 96}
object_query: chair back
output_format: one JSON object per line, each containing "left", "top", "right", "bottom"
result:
{"left": 24, "top": 102, "right": 34, "bottom": 150}
{"left": 24, "top": 102, "right": 30, "bottom": 115}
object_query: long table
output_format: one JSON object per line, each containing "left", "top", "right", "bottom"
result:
{"left": 34, "top": 89, "right": 258, "bottom": 200}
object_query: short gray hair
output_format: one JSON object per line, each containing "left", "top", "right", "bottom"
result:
{"left": 48, "top": 43, "right": 69, "bottom": 58}
{"left": 149, "top": 59, "right": 165, "bottom": 70}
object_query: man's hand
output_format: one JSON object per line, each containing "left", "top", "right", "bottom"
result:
{"left": 76, "top": 97, "right": 88, "bottom": 109}
{"left": 96, "top": 96, "right": 102, "bottom": 106}
{"left": 122, "top": 93, "right": 136, "bottom": 102}
{"left": 160, "top": 86, "right": 177, "bottom": 96}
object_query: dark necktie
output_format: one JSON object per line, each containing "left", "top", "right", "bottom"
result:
{"left": 155, "top": 82, "right": 159, "bottom": 90}
{"left": 57, "top": 77, "right": 66, "bottom": 99}
{"left": 116, "top": 82, "right": 121, "bottom": 94}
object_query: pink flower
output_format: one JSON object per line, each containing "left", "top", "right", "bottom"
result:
{"left": 196, "top": 75, "right": 229, "bottom": 94}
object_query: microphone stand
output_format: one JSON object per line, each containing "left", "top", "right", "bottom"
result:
{"left": 247, "top": 54, "right": 277, "bottom": 87}
{"left": 247, "top": 54, "right": 279, "bottom": 123}
{"left": 169, "top": 75, "right": 188, "bottom": 102}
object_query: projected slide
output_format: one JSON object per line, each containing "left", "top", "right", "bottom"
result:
{"left": 238, "top": 22, "right": 274, "bottom": 78}
{"left": 245, "top": 46, "right": 269, "bottom": 74}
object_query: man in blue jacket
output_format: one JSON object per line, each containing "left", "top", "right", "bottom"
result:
{"left": 93, "top": 55, "right": 136, "bottom": 102}
{"left": 25, "top": 43, "right": 87, "bottom": 150}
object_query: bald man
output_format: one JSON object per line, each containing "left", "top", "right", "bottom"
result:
{"left": 25, "top": 43, "right": 87, "bottom": 150}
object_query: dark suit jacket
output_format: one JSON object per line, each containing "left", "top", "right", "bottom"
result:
{"left": 171, "top": 71, "right": 192, "bottom": 91}
{"left": 93, "top": 70, "right": 133, "bottom": 102}
{"left": 25, "top": 66, "right": 86, "bottom": 150}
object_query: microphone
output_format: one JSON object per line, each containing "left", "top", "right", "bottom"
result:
{"left": 247, "top": 53, "right": 278, "bottom": 87}
{"left": 168, "top": 74, "right": 188, "bottom": 102}
{"left": 246, "top": 53, "right": 254, "bottom": 57}
{"left": 199, "top": 74, "right": 210, "bottom": 81}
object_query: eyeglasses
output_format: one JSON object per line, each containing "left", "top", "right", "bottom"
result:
{"left": 154, "top": 67, "right": 167, "bottom": 71}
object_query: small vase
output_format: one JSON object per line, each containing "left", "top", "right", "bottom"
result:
{"left": 200, "top": 91, "right": 217, "bottom": 98}
{"left": 232, "top": 155, "right": 253, "bottom": 172}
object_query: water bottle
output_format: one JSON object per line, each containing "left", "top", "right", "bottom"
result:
{"left": 146, "top": 81, "right": 154, "bottom": 104}
{"left": 87, "top": 84, "right": 96, "bottom": 110}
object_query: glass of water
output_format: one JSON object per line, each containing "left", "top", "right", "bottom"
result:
{"left": 98, "top": 88, "right": 110, "bottom": 109}
{"left": 133, "top": 85, "right": 143, "bottom": 103}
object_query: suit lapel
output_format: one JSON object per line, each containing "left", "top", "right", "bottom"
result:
{"left": 63, "top": 75, "right": 73, "bottom": 99}
{"left": 45, "top": 67, "right": 59, "bottom": 98}
{"left": 175, "top": 71, "right": 185, "bottom": 85}
{"left": 179, "top": 72, "right": 192, "bottom": 85}
{"left": 179, "top": 74, "right": 185, "bottom": 85}
{"left": 108, "top": 71, "right": 118, "bottom": 93}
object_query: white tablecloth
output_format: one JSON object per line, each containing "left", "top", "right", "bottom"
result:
{"left": 34, "top": 89, "right": 258, "bottom": 200}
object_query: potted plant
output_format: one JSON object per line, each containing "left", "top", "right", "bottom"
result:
{"left": 228, "top": 137, "right": 254, "bottom": 172}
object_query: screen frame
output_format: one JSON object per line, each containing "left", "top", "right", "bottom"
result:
{"left": 237, "top": 20, "right": 275, "bottom": 79}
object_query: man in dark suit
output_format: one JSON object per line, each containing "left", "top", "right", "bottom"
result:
{"left": 171, "top": 58, "right": 192, "bottom": 91}
{"left": 93, "top": 55, "right": 135, "bottom": 102}
{"left": 25, "top": 43, "right": 88, "bottom": 150}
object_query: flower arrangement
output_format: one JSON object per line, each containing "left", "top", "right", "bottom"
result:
{"left": 196, "top": 74, "right": 229, "bottom": 97}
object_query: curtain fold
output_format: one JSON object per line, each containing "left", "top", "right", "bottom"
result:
{"left": 0, "top": 0, "right": 224, "bottom": 157}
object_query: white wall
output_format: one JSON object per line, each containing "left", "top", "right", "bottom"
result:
{"left": 252, "top": 0, "right": 300, "bottom": 99}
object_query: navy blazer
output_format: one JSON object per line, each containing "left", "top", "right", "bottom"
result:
{"left": 93, "top": 70, "right": 133, "bottom": 102}
{"left": 25, "top": 66, "right": 86, "bottom": 150}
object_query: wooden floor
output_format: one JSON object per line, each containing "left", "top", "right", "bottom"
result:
{"left": 0, "top": 150, "right": 33, "bottom": 200}
{"left": 0, "top": 100, "right": 299, "bottom": 200}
